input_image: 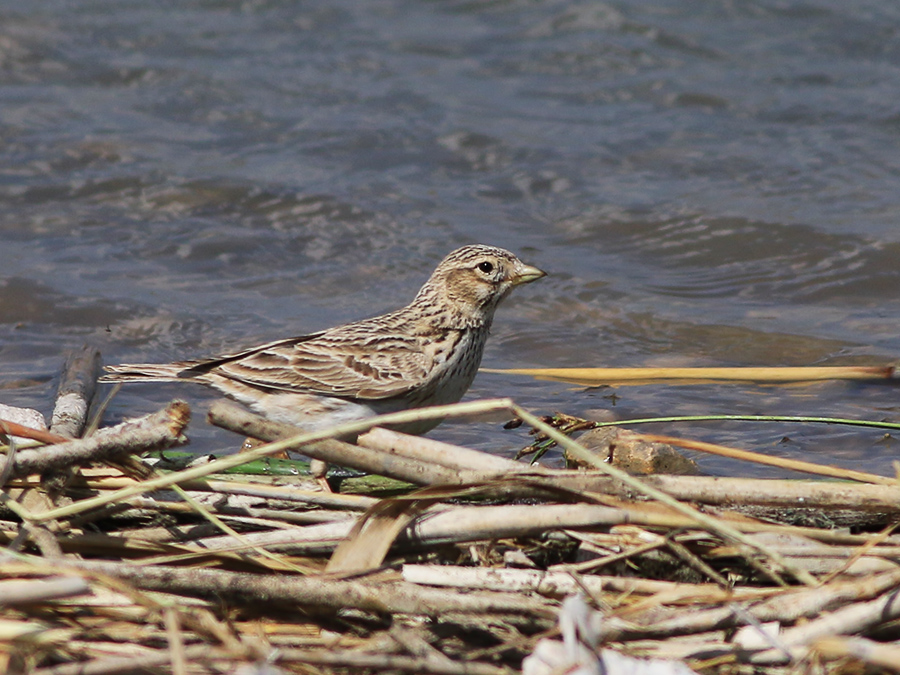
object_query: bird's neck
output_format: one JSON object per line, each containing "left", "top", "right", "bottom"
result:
{"left": 400, "top": 296, "right": 491, "bottom": 333}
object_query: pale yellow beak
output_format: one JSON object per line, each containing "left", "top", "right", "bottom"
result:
{"left": 512, "top": 262, "right": 547, "bottom": 285}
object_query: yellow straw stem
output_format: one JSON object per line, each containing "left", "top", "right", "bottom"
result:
{"left": 639, "top": 433, "right": 896, "bottom": 486}
{"left": 481, "top": 365, "right": 895, "bottom": 386}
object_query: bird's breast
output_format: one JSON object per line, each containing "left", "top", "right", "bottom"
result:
{"left": 413, "top": 327, "right": 488, "bottom": 406}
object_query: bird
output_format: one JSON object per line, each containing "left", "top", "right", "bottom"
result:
{"left": 102, "top": 244, "right": 546, "bottom": 448}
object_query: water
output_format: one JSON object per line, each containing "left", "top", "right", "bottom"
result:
{"left": 2, "top": 0, "right": 900, "bottom": 477}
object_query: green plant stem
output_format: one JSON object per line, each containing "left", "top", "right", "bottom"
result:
{"left": 594, "top": 414, "right": 900, "bottom": 431}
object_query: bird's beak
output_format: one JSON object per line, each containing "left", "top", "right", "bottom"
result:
{"left": 512, "top": 262, "right": 547, "bottom": 285}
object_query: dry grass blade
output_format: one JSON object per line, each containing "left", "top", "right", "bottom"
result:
{"left": 163, "top": 607, "right": 188, "bottom": 675}
{"left": 638, "top": 432, "right": 896, "bottom": 485}
{"left": 326, "top": 489, "right": 449, "bottom": 573}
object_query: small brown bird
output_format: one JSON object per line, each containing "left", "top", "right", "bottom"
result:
{"left": 102, "top": 245, "right": 546, "bottom": 439}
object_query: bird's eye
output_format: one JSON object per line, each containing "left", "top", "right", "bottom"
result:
{"left": 476, "top": 261, "right": 494, "bottom": 274}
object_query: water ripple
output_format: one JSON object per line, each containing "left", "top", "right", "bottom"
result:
{"left": 560, "top": 212, "right": 900, "bottom": 303}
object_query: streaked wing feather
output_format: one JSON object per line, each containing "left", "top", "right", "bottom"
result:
{"left": 177, "top": 332, "right": 325, "bottom": 374}
{"left": 212, "top": 333, "right": 430, "bottom": 400}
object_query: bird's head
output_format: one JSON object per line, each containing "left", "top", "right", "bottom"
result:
{"left": 415, "top": 244, "right": 546, "bottom": 327}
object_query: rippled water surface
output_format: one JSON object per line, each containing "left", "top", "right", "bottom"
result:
{"left": 3, "top": 0, "right": 900, "bottom": 476}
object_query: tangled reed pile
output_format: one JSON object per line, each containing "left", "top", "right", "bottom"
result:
{"left": 2, "top": 347, "right": 900, "bottom": 674}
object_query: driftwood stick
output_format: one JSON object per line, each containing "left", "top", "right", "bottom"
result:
{"left": 193, "top": 502, "right": 695, "bottom": 554}
{"left": 77, "top": 465, "right": 900, "bottom": 516}
{"left": 390, "top": 624, "right": 458, "bottom": 666}
{"left": 0, "top": 401, "right": 190, "bottom": 480}
{"left": 79, "top": 474, "right": 378, "bottom": 511}
{"left": 401, "top": 563, "right": 783, "bottom": 602}
{"left": 0, "top": 576, "right": 90, "bottom": 606}
{"left": 749, "top": 584, "right": 900, "bottom": 664}
{"left": 0, "top": 420, "right": 67, "bottom": 446}
{"left": 357, "top": 426, "right": 523, "bottom": 473}
{"left": 814, "top": 636, "right": 900, "bottom": 671}
{"left": 56, "top": 558, "right": 557, "bottom": 619}
{"left": 494, "top": 472, "right": 900, "bottom": 513}
{"left": 50, "top": 345, "right": 101, "bottom": 439}
{"left": 193, "top": 494, "right": 900, "bottom": 558}
{"left": 638, "top": 474, "right": 900, "bottom": 512}
{"left": 274, "top": 648, "right": 514, "bottom": 675}
{"left": 403, "top": 564, "right": 680, "bottom": 598}
{"left": 623, "top": 569, "right": 900, "bottom": 641}
{"left": 184, "top": 479, "right": 376, "bottom": 510}
{"left": 32, "top": 644, "right": 219, "bottom": 675}
{"left": 193, "top": 518, "right": 354, "bottom": 553}
{"left": 208, "top": 400, "right": 471, "bottom": 485}
{"left": 17, "top": 522, "right": 65, "bottom": 558}
{"left": 749, "top": 569, "right": 900, "bottom": 623}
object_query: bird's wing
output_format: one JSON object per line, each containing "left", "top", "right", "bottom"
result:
{"left": 183, "top": 330, "right": 433, "bottom": 400}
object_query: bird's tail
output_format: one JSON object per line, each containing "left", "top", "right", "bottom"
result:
{"left": 101, "top": 361, "right": 201, "bottom": 383}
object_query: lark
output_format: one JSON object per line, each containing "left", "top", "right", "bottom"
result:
{"left": 102, "top": 245, "right": 546, "bottom": 440}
